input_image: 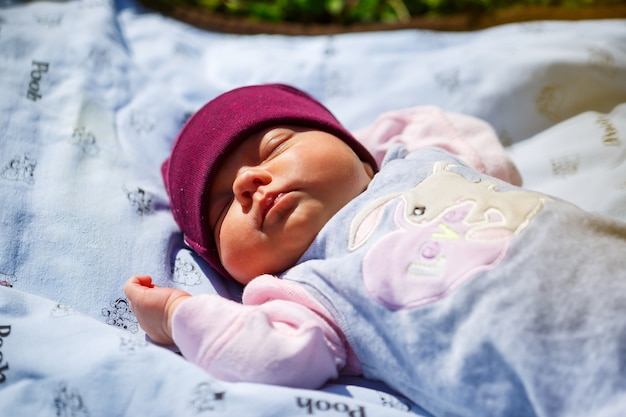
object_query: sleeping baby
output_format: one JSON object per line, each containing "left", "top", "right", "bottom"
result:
{"left": 125, "top": 83, "right": 626, "bottom": 417}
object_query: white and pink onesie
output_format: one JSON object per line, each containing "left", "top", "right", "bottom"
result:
{"left": 171, "top": 107, "right": 626, "bottom": 417}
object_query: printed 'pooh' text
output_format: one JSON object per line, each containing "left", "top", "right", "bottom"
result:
{"left": 27, "top": 61, "right": 49, "bottom": 101}
{"left": 0, "top": 325, "right": 11, "bottom": 384}
{"left": 297, "top": 397, "right": 366, "bottom": 417}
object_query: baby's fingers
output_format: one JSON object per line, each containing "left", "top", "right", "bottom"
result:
{"left": 134, "top": 275, "right": 155, "bottom": 287}
{"left": 124, "top": 275, "right": 155, "bottom": 301}
{"left": 125, "top": 275, "right": 155, "bottom": 291}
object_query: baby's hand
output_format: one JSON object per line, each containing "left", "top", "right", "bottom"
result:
{"left": 124, "top": 275, "right": 191, "bottom": 346}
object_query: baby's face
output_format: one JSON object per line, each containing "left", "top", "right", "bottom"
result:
{"left": 209, "top": 126, "right": 374, "bottom": 284}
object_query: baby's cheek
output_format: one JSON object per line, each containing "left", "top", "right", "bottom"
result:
{"left": 219, "top": 236, "right": 266, "bottom": 285}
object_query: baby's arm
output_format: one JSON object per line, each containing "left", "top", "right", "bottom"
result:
{"left": 171, "top": 275, "right": 350, "bottom": 389}
{"left": 354, "top": 106, "right": 523, "bottom": 186}
{"left": 124, "top": 275, "right": 191, "bottom": 345}
{"left": 172, "top": 292, "right": 345, "bottom": 388}
{"left": 126, "top": 275, "right": 351, "bottom": 388}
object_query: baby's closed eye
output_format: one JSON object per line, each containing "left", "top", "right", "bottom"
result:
{"left": 260, "top": 129, "right": 294, "bottom": 160}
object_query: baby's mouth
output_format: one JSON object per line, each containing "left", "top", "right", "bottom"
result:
{"left": 261, "top": 192, "right": 283, "bottom": 221}
{"left": 260, "top": 192, "right": 289, "bottom": 226}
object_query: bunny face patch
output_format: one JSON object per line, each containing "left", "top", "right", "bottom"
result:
{"left": 349, "top": 161, "right": 548, "bottom": 310}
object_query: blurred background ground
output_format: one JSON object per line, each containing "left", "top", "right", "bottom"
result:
{"left": 140, "top": 0, "right": 626, "bottom": 34}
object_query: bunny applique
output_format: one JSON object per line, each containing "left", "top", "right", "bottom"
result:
{"left": 349, "top": 161, "right": 548, "bottom": 310}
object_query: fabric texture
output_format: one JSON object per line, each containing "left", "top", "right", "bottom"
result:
{"left": 355, "top": 106, "right": 523, "bottom": 186}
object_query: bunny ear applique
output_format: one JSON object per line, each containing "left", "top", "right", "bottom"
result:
{"left": 348, "top": 161, "right": 458, "bottom": 251}
{"left": 348, "top": 193, "right": 403, "bottom": 251}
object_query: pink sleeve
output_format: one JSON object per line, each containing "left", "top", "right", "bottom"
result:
{"left": 354, "top": 106, "right": 523, "bottom": 186}
{"left": 170, "top": 275, "right": 350, "bottom": 389}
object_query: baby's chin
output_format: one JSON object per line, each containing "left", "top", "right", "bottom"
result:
{"left": 227, "top": 249, "right": 307, "bottom": 285}
{"left": 223, "top": 219, "right": 323, "bottom": 284}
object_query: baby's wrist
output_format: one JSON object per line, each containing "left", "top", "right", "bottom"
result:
{"left": 166, "top": 294, "right": 191, "bottom": 338}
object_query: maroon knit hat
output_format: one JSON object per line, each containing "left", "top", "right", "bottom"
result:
{"left": 161, "top": 83, "right": 377, "bottom": 279}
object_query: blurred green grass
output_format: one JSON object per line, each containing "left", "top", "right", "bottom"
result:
{"left": 157, "top": 0, "right": 623, "bottom": 25}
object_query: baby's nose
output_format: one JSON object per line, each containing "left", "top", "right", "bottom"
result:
{"left": 233, "top": 167, "right": 272, "bottom": 206}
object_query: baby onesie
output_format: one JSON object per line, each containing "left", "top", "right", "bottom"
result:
{"left": 173, "top": 147, "right": 626, "bottom": 417}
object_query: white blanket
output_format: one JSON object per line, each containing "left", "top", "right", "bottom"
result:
{"left": 0, "top": 1, "right": 625, "bottom": 415}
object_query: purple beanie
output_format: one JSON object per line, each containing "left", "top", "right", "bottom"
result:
{"left": 161, "top": 83, "right": 377, "bottom": 279}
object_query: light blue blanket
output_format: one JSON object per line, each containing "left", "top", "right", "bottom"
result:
{"left": 1, "top": 1, "right": 625, "bottom": 415}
